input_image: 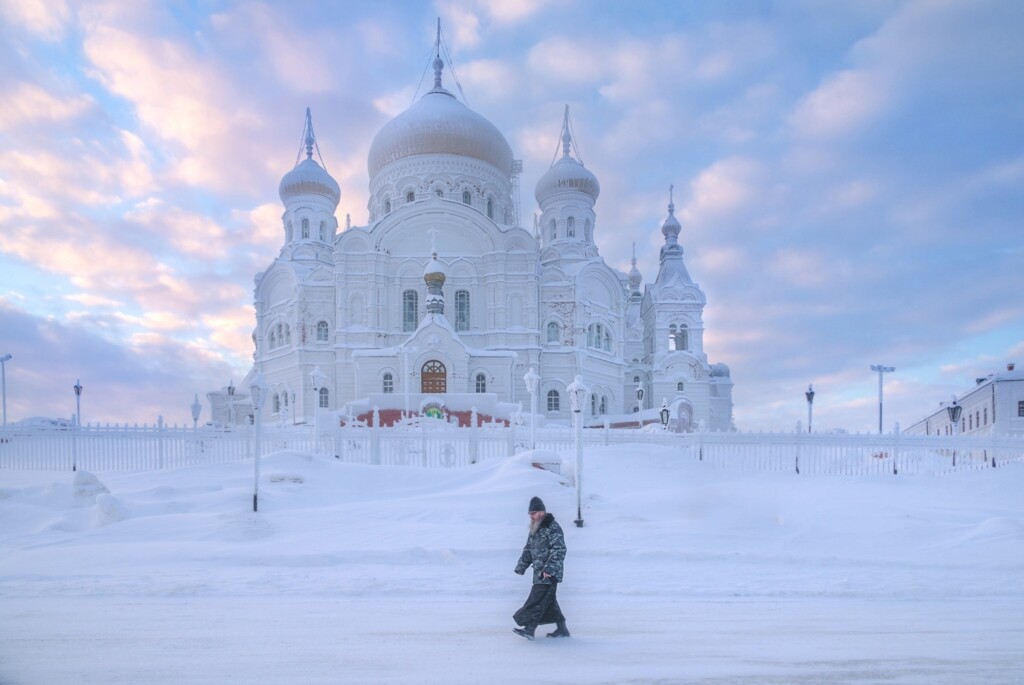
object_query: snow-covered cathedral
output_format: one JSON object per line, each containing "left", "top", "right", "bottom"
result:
{"left": 211, "top": 41, "right": 734, "bottom": 432}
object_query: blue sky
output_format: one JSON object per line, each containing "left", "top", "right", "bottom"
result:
{"left": 1, "top": 0, "right": 1021, "bottom": 431}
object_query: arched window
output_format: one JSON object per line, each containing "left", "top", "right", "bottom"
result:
{"left": 600, "top": 396, "right": 607, "bottom": 414}
{"left": 273, "top": 393, "right": 280, "bottom": 413}
{"left": 675, "top": 324, "right": 688, "bottom": 351}
{"left": 585, "top": 218, "right": 592, "bottom": 240}
{"left": 546, "top": 322, "right": 559, "bottom": 343}
{"left": 591, "top": 394, "right": 597, "bottom": 416}
{"left": 454, "top": 290, "right": 470, "bottom": 331}
{"left": 604, "top": 330, "right": 611, "bottom": 351}
{"left": 567, "top": 217, "right": 575, "bottom": 237}
{"left": 319, "top": 220, "right": 326, "bottom": 241}
{"left": 403, "top": 290, "right": 418, "bottom": 332}
{"left": 301, "top": 218, "right": 309, "bottom": 239}
{"left": 316, "top": 320, "right": 329, "bottom": 342}
{"left": 475, "top": 373, "right": 486, "bottom": 393}
{"left": 318, "top": 387, "right": 329, "bottom": 409}
{"left": 546, "top": 390, "right": 560, "bottom": 412}
{"left": 633, "top": 375, "right": 640, "bottom": 384}
{"left": 384, "top": 198, "right": 391, "bottom": 214}
{"left": 462, "top": 189, "right": 471, "bottom": 204}
{"left": 283, "top": 393, "right": 289, "bottom": 407}
{"left": 284, "top": 324, "right": 291, "bottom": 344}
{"left": 406, "top": 191, "right": 415, "bottom": 203}
{"left": 550, "top": 219, "right": 556, "bottom": 240}
{"left": 435, "top": 188, "right": 443, "bottom": 197}
{"left": 269, "top": 329, "right": 277, "bottom": 349}
{"left": 383, "top": 372, "right": 393, "bottom": 393}
{"left": 677, "top": 381, "right": 685, "bottom": 392}
{"left": 668, "top": 324, "right": 678, "bottom": 351}
{"left": 487, "top": 198, "right": 494, "bottom": 219}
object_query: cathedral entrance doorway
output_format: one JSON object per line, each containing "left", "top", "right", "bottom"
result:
{"left": 421, "top": 360, "right": 447, "bottom": 393}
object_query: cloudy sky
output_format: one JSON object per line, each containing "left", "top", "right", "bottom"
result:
{"left": 1, "top": 0, "right": 1021, "bottom": 432}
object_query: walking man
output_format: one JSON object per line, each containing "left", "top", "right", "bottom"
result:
{"left": 513, "top": 496, "right": 570, "bottom": 640}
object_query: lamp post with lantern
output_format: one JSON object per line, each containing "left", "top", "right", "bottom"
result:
{"left": 635, "top": 382, "right": 645, "bottom": 430}
{"left": 190, "top": 393, "right": 202, "bottom": 430}
{"left": 946, "top": 395, "right": 963, "bottom": 467}
{"left": 227, "top": 380, "right": 236, "bottom": 426}
{"left": 250, "top": 372, "right": 267, "bottom": 512}
{"left": 523, "top": 367, "right": 539, "bottom": 450}
{"left": 660, "top": 398, "right": 670, "bottom": 430}
{"left": 870, "top": 365, "right": 895, "bottom": 434}
{"left": 805, "top": 384, "right": 815, "bottom": 433}
{"left": 567, "top": 375, "right": 589, "bottom": 528}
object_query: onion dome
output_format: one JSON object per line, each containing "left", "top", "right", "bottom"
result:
{"left": 368, "top": 55, "right": 514, "bottom": 178}
{"left": 279, "top": 108, "right": 340, "bottom": 208}
{"left": 628, "top": 244, "right": 642, "bottom": 290}
{"left": 535, "top": 106, "right": 600, "bottom": 207}
{"left": 423, "top": 229, "right": 447, "bottom": 285}
{"left": 661, "top": 185, "right": 681, "bottom": 240}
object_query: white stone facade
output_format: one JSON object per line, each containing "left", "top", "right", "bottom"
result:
{"left": 212, "top": 56, "right": 734, "bottom": 431}
{"left": 905, "top": 364, "right": 1024, "bottom": 437}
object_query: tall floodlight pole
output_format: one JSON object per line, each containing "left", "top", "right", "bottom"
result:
{"left": 567, "top": 375, "right": 589, "bottom": 528}
{"left": 805, "top": 384, "right": 815, "bottom": 433}
{"left": 870, "top": 365, "right": 895, "bottom": 434}
{"left": 0, "top": 353, "right": 11, "bottom": 426}
{"left": 636, "top": 382, "right": 645, "bottom": 430}
{"left": 250, "top": 372, "right": 267, "bottom": 512}
{"left": 523, "top": 367, "right": 539, "bottom": 450}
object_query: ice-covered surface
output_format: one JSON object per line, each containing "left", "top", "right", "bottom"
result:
{"left": 2, "top": 445, "right": 1023, "bottom": 684}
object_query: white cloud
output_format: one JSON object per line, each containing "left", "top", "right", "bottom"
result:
{"left": 0, "top": 82, "right": 95, "bottom": 128}
{"left": 0, "top": 0, "right": 70, "bottom": 41}
{"left": 788, "top": 69, "right": 888, "bottom": 139}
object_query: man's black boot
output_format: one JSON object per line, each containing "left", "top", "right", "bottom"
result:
{"left": 513, "top": 626, "right": 536, "bottom": 640}
{"left": 546, "top": 622, "right": 571, "bottom": 638}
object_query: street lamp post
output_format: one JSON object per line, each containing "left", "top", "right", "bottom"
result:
{"left": 227, "top": 379, "right": 235, "bottom": 426}
{"left": 523, "top": 367, "right": 539, "bottom": 450}
{"left": 566, "top": 375, "right": 589, "bottom": 528}
{"left": 0, "top": 353, "right": 11, "bottom": 426}
{"left": 870, "top": 365, "right": 895, "bottom": 434}
{"left": 73, "top": 379, "right": 83, "bottom": 428}
{"left": 660, "top": 398, "right": 670, "bottom": 430}
{"left": 946, "top": 395, "right": 963, "bottom": 468}
{"left": 190, "top": 393, "right": 202, "bottom": 430}
{"left": 250, "top": 372, "right": 267, "bottom": 512}
{"left": 805, "top": 384, "right": 815, "bottom": 433}
{"left": 636, "top": 382, "right": 645, "bottom": 430}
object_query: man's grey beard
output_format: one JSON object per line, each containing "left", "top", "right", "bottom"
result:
{"left": 529, "top": 516, "right": 543, "bottom": 535}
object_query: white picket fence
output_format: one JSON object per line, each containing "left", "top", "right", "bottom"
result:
{"left": 1, "top": 420, "right": 1022, "bottom": 475}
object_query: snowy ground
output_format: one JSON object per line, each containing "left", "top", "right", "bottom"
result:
{"left": 2, "top": 445, "right": 1023, "bottom": 684}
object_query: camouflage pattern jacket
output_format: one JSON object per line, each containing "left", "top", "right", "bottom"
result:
{"left": 514, "top": 513, "right": 566, "bottom": 585}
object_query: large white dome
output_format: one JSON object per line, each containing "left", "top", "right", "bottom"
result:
{"left": 279, "top": 157, "right": 341, "bottom": 208}
{"left": 368, "top": 88, "right": 515, "bottom": 178}
{"left": 535, "top": 155, "right": 600, "bottom": 206}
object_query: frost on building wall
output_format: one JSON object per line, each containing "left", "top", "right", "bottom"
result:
{"left": 210, "top": 38, "right": 734, "bottom": 432}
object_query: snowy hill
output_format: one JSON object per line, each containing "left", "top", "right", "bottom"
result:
{"left": 2, "top": 445, "right": 1023, "bottom": 684}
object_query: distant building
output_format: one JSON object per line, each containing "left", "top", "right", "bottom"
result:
{"left": 209, "top": 33, "right": 733, "bottom": 431}
{"left": 905, "top": 363, "right": 1024, "bottom": 436}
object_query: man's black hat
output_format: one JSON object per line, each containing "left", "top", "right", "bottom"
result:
{"left": 529, "top": 496, "right": 545, "bottom": 512}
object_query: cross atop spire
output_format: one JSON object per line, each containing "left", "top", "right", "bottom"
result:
{"left": 304, "top": 107, "right": 315, "bottom": 159}
{"left": 432, "top": 18, "right": 444, "bottom": 89}
{"left": 561, "top": 105, "right": 572, "bottom": 157}
{"left": 668, "top": 184, "right": 675, "bottom": 214}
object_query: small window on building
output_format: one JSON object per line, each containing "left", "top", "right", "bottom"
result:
{"left": 435, "top": 188, "right": 443, "bottom": 197}
{"left": 547, "top": 390, "right": 560, "bottom": 412}
{"left": 984, "top": 407, "right": 988, "bottom": 425}
{"left": 633, "top": 375, "right": 640, "bottom": 384}
{"left": 475, "top": 373, "right": 486, "bottom": 393}
{"left": 384, "top": 199, "right": 391, "bottom": 214}
{"left": 316, "top": 320, "right": 329, "bottom": 342}
{"left": 675, "top": 324, "right": 688, "bottom": 351}
{"left": 591, "top": 394, "right": 597, "bottom": 416}
{"left": 603, "top": 331, "right": 611, "bottom": 351}
{"left": 1018, "top": 400, "right": 1024, "bottom": 417}
{"left": 668, "top": 324, "right": 677, "bottom": 351}
{"left": 550, "top": 219, "right": 557, "bottom": 241}
{"left": 462, "top": 190, "right": 471, "bottom": 204}
{"left": 403, "top": 290, "right": 418, "bottom": 332}
{"left": 487, "top": 198, "right": 494, "bottom": 219}
{"left": 585, "top": 218, "right": 592, "bottom": 240}
{"left": 383, "top": 372, "right": 393, "bottom": 394}
{"left": 406, "top": 191, "right": 415, "bottom": 203}
{"left": 318, "top": 387, "right": 329, "bottom": 409}
{"left": 269, "top": 329, "right": 277, "bottom": 349}
{"left": 319, "top": 220, "right": 326, "bottom": 241}
{"left": 273, "top": 393, "right": 280, "bottom": 414}
{"left": 567, "top": 217, "right": 575, "bottom": 237}
{"left": 301, "top": 218, "right": 310, "bottom": 239}
{"left": 546, "top": 322, "right": 559, "bottom": 343}
{"left": 600, "top": 396, "right": 607, "bottom": 415}
{"left": 677, "top": 381, "right": 685, "bottom": 392}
